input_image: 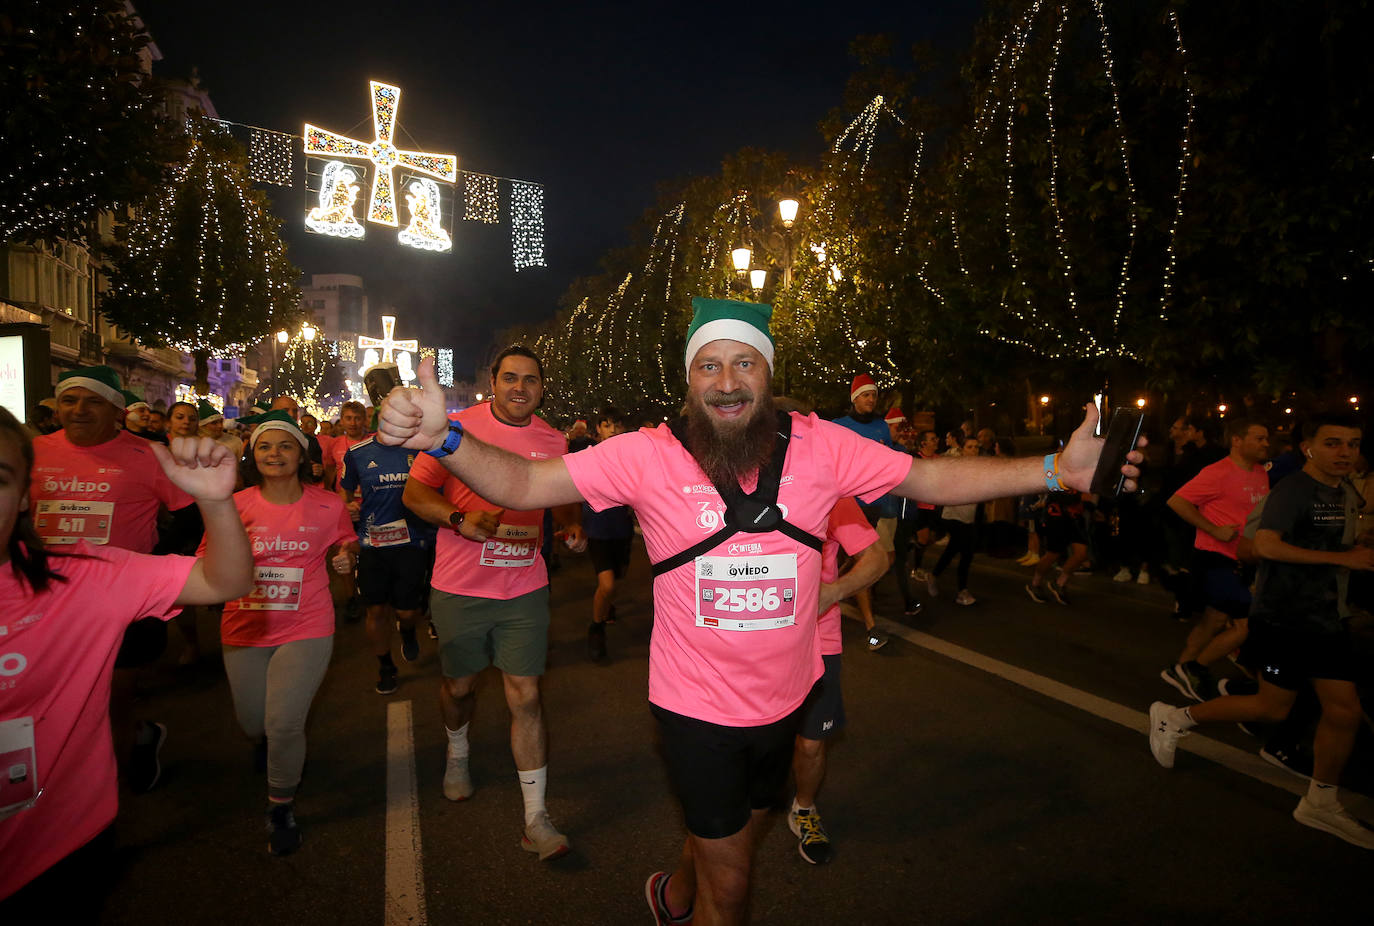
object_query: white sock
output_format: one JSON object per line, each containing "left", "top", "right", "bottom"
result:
{"left": 518, "top": 766, "right": 547, "bottom": 826}
{"left": 1307, "top": 779, "right": 1339, "bottom": 808}
{"left": 791, "top": 797, "right": 814, "bottom": 814}
{"left": 445, "top": 723, "right": 470, "bottom": 761}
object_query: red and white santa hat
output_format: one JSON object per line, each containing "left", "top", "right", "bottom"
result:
{"left": 850, "top": 373, "right": 877, "bottom": 402}
{"left": 884, "top": 407, "right": 906, "bottom": 424}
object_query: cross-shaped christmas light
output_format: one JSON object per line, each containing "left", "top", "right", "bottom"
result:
{"left": 305, "top": 81, "right": 457, "bottom": 227}
{"left": 358, "top": 315, "right": 418, "bottom": 363}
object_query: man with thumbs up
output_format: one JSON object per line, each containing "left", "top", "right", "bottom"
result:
{"left": 401, "top": 346, "right": 585, "bottom": 861}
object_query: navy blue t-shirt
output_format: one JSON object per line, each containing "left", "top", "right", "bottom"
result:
{"left": 341, "top": 438, "right": 436, "bottom": 549}
{"left": 832, "top": 413, "right": 898, "bottom": 518}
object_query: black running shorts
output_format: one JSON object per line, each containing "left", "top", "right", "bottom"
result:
{"left": 587, "top": 536, "right": 632, "bottom": 579}
{"left": 651, "top": 699, "right": 808, "bottom": 840}
{"left": 798, "top": 654, "right": 845, "bottom": 741}
{"left": 357, "top": 545, "right": 431, "bottom": 611}
{"left": 1240, "top": 619, "right": 1358, "bottom": 690}
{"left": 113, "top": 617, "right": 168, "bottom": 669}
{"left": 1042, "top": 513, "right": 1087, "bottom": 555}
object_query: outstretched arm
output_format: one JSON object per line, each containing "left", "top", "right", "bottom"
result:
{"left": 891, "top": 404, "right": 1143, "bottom": 504}
{"left": 376, "top": 357, "right": 586, "bottom": 510}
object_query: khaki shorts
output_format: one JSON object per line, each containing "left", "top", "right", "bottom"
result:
{"left": 431, "top": 586, "right": 550, "bottom": 678}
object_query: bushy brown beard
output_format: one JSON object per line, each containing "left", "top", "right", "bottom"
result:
{"left": 684, "top": 386, "right": 777, "bottom": 491}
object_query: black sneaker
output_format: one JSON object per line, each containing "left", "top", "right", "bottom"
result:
{"left": 587, "top": 621, "right": 607, "bottom": 662}
{"left": 398, "top": 624, "right": 420, "bottom": 662}
{"left": 903, "top": 600, "right": 923, "bottom": 618}
{"left": 788, "top": 806, "right": 833, "bottom": 864}
{"left": 1260, "top": 743, "right": 1313, "bottom": 781}
{"left": 1025, "top": 583, "right": 1047, "bottom": 604}
{"left": 1217, "top": 677, "right": 1258, "bottom": 697}
{"left": 866, "top": 627, "right": 889, "bottom": 651}
{"left": 128, "top": 721, "right": 167, "bottom": 793}
{"left": 376, "top": 666, "right": 399, "bottom": 695}
{"left": 268, "top": 802, "right": 302, "bottom": 856}
{"left": 1047, "top": 583, "right": 1070, "bottom": 605}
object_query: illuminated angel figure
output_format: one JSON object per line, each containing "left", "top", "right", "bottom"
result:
{"left": 397, "top": 178, "right": 452, "bottom": 252}
{"left": 305, "top": 161, "right": 365, "bottom": 238}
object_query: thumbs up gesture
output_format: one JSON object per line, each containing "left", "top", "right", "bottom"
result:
{"left": 377, "top": 356, "right": 449, "bottom": 452}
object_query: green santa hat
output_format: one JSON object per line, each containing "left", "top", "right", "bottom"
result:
{"left": 683, "top": 297, "right": 775, "bottom": 377}
{"left": 122, "top": 390, "right": 149, "bottom": 413}
{"left": 56, "top": 365, "right": 125, "bottom": 408}
{"left": 248, "top": 409, "right": 308, "bottom": 450}
{"left": 196, "top": 400, "right": 223, "bottom": 424}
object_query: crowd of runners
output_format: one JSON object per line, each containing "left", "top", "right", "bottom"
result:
{"left": 3, "top": 296, "right": 1372, "bottom": 923}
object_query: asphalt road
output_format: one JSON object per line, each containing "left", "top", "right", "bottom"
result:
{"left": 98, "top": 543, "right": 1373, "bottom": 925}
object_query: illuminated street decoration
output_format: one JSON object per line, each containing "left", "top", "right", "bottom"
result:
{"left": 358, "top": 315, "right": 419, "bottom": 384}
{"left": 305, "top": 81, "right": 457, "bottom": 232}
{"left": 398, "top": 178, "right": 452, "bottom": 252}
{"left": 305, "top": 161, "right": 365, "bottom": 238}
{"left": 511, "top": 180, "right": 546, "bottom": 269}
{"left": 249, "top": 127, "right": 294, "bottom": 186}
{"left": 464, "top": 172, "right": 499, "bottom": 223}
{"left": 437, "top": 349, "right": 454, "bottom": 387}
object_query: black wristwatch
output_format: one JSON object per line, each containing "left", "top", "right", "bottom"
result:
{"left": 448, "top": 511, "right": 465, "bottom": 533}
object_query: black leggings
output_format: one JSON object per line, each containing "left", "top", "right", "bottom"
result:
{"left": 934, "top": 520, "right": 976, "bottom": 590}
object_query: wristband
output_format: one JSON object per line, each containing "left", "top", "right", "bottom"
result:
{"left": 1043, "top": 452, "right": 1065, "bottom": 492}
{"left": 425, "top": 423, "right": 465, "bottom": 458}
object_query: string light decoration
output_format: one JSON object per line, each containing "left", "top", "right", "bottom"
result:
{"left": 358, "top": 315, "right": 419, "bottom": 383}
{"left": 305, "top": 161, "right": 366, "bottom": 238}
{"left": 304, "top": 81, "right": 457, "bottom": 232}
{"left": 249, "top": 127, "right": 294, "bottom": 186}
{"left": 338, "top": 340, "right": 356, "bottom": 363}
{"left": 464, "top": 171, "right": 499, "bottom": 223}
{"left": 437, "top": 348, "right": 455, "bottom": 387}
{"left": 397, "top": 177, "right": 453, "bottom": 252}
{"left": 510, "top": 181, "right": 546, "bottom": 269}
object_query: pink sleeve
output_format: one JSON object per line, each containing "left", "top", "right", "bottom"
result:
{"left": 829, "top": 497, "right": 879, "bottom": 556}
{"left": 98, "top": 546, "right": 197, "bottom": 620}
{"left": 409, "top": 450, "right": 449, "bottom": 490}
{"left": 562, "top": 431, "right": 649, "bottom": 512}
{"left": 332, "top": 499, "right": 355, "bottom": 547}
{"left": 1175, "top": 464, "right": 1219, "bottom": 506}
{"left": 813, "top": 417, "right": 914, "bottom": 504}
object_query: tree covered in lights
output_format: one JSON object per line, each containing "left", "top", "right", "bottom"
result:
{"left": 269, "top": 336, "right": 346, "bottom": 412}
{"left": 102, "top": 116, "right": 302, "bottom": 394}
{"left": 0, "top": 0, "right": 173, "bottom": 245}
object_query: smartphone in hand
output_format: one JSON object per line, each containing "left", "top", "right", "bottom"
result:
{"left": 363, "top": 363, "right": 400, "bottom": 408}
{"left": 1090, "top": 408, "right": 1145, "bottom": 496}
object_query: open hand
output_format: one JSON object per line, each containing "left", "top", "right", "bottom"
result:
{"left": 377, "top": 356, "right": 449, "bottom": 451}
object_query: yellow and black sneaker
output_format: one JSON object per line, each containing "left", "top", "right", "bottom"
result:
{"left": 788, "top": 806, "right": 833, "bottom": 865}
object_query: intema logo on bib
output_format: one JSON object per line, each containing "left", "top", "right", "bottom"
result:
{"left": 726, "top": 542, "right": 763, "bottom": 555}
{"left": 43, "top": 477, "right": 111, "bottom": 494}
{"left": 253, "top": 536, "right": 312, "bottom": 555}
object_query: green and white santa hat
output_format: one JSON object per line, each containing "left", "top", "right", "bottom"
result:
{"left": 55, "top": 365, "right": 125, "bottom": 408}
{"left": 683, "top": 297, "right": 775, "bottom": 377}
{"left": 122, "top": 390, "right": 149, "bottom": 413}
{"left": 196, "top": 400, "right": 223, "bottom": 424}
{"left": 248, "top": 409, "right": 308, "bottom": 450}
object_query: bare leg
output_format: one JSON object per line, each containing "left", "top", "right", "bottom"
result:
{"left": 793, "top": 735, "right": 826, "bottom": 808}
{"left": 1179, "top": 607, "right": 1229, "bottom": 664}
{"left": 1310, "top": 679, "right": 1364, "bottom": 785}
{"left": 439, "top": 674, "right": 477, "bottom": 732}
{"left": 592, "top": 570, "right": 615, "bottom": 624}
{"left": 503, "top": 673, "right": 547, "bottom": 771}
{"left": 1196, "top": 618, "right": 1248, "bottom": 668}
{"left": 1188, "top": 679, "right": 1296, "bottom": 724}
{"left": 1055, "top": 543, "right": 1089, "bottom": 587}
{"left": 667, "top": 809, "right": 767, "bottom": 926}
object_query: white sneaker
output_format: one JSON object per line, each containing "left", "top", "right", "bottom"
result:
{"left": 912, "top": 568, "right": 929, "bottom": 583}
{"left": 1137, "top": 569, "right": 1151, "bottom": 585}
{"left": 955, "top": 590, "right": 976, "bottom": 606}
{"left": 442, "top": 755, "right": 473, "bottom": 801}
{"left": 521, "top": 811, "right": 571, "bottom": 860}
{"left": 1113, "top": 567, "right": 1133, "bottom": 582}
{"left": 1022, "top": 553, "right": 1040, "bottom": 566}
{"left": 1293, "top": 797, "right": 1374, "bottom": 849}
{"left": 1148, "top": 701, "right": 1189, "bottom": 769}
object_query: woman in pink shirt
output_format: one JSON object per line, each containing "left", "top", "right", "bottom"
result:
{"left": 211, "top": 410, "right": 357, "bottom": 856}
{"left": 0, "top": 407, "right": 253, "bottom": 916}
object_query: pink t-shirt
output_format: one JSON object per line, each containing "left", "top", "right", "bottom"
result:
{"left": 328, "top": 433, "right": 369, "bottom": 485}
{"left": 0, "top": 544, "right": 195, "bottom": 899}
{"left": 818, "top": 498, "right": 881, "bottom": 656}
{"left": 1174, "top": 456, "right": 1270, "bottom": 560}
{"left": 29, "top": 430, "right": 194, "bottom": 554}
{"left": 564, "top": 412, "right": 913, "bottom": 726}
{"left": 409, "top": 405, "right": 568, "bottom": 600}
{"left": 210, "top": 485, "right": 354, "bottom": 647}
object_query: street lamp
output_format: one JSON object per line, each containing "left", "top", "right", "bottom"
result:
{"left": 731, "top": 246, "right": 752, "bottom": 275}
{"left": 749, "top": 269, "right": 767, "bottom": 293}
{"left": 778, "top": 198, "right": 799, "bottom": 229}
{"left": 276, "top": 330, "right": 289, "bottom": 344}
{"left": 302, "top": 323, "right": 317, "bottom": 342}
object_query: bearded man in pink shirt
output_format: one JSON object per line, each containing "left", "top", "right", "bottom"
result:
{"left": 377, "top": 298, "right": 1143, "bottom": 926}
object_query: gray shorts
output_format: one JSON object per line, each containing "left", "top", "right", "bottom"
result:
{"left": 431, "top": 586, "right": 550, "bottom": 678}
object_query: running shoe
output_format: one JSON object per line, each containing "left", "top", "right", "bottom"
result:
{"left": 788, "top": 806, "right": 833, "bottom": 865}
{"left": 1148, "top": 701, "right": 1190, "bottom": 768}
{"left": 1160, "top": 663, "right": 1206, "bottom": 702}
{"left": 866, "top": 627, "right": 889, "bottom": 651}
{"left": 443, "top": 755, "right": 473, "bottom": 801}
{"left": 1047, "top": 583, "right": 1070, "bottom": 606}
{"left": 587, "top": 621, "right": 607, "bottom": 662}
{"left": 1293, "top": 798, "right": 1374, "bottom": 849}
{"left": 1113, "top": 567, "right": 1133, "bottom": 582}
{"left": 911, "top": 568, "right": 929, "bottom": 582}
{"left": 644, "top": 872, "right": 693, "bottom": 926}
{"left": 1137, "top": 569, "right": 1151, "bottom": 585}
{"left": 128, "top": 721, "right": 168, "bottom": 793}
{"left": 398, "top": 625, "right": 420, "bottom": 662}
{"left": 1260, "top": 743, "right": 1313, "bottom": 781}
{"left": 1021, "top": 553, "right": 1040, "bottom": 566}
{"left": 268, "top": 802, "right": 302, "bottom": 856}
{"left": 1217, "top": 677, "right": 1258, "bottom": 698}
{"left": 521, "top": 811, "right": 571, "bottom": 860}
{"left": 376, "top": 666, "right": 399, "bottom": 695}
{"left": 955, "top": 590, "right": 976, "bottom": 606}
{"left": 1025, "top": 583, "right": 1047, "bottom": 604}
{"left": 903, "top": 600, "right": 923, "bottom": 618}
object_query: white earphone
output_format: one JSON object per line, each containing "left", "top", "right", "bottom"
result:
{"left": 1306, "top": 449, "right": 1313, "bottom": 458}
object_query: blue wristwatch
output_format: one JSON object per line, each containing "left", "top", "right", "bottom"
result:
{"left": 425, "top": 423, "right": 465, "bottom": 458}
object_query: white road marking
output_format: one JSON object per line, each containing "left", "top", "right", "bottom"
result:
{"left": 877, "top": 618, "right": 1374, "bottom": 824}
{"left": 386, "top": 700, "right": 427, "bottom": 926}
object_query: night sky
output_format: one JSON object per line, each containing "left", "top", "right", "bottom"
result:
{"left": 135, "top": 0, "right": 984, "bottom": 375}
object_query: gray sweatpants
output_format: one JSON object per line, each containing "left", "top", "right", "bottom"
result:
{"left": 222, "top": 635, "right": 334, "bottom": 800}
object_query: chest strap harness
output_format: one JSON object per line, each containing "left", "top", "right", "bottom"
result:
{"left": 650, "top": 411, "right": 824, "bottom": 578}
